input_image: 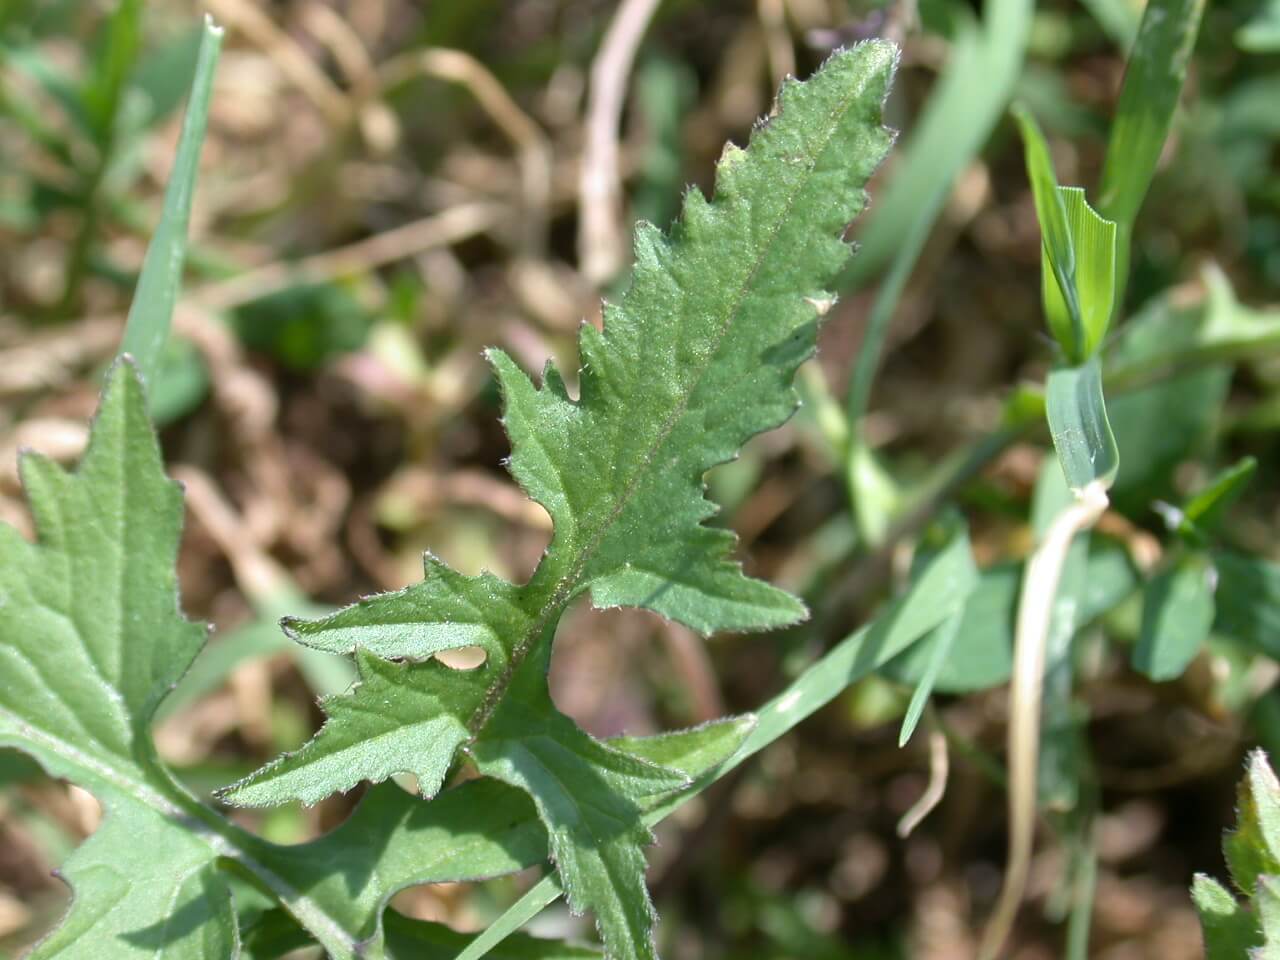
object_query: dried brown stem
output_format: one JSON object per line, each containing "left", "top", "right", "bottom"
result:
{"left": 579, "top": 0, "right": 661, "bottom": 286}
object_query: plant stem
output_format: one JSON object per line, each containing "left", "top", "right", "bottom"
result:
{"left": 979, "top": 480, "right": 1109, "bottom": 960}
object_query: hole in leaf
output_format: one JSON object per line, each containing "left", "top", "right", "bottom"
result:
{"left": 434, "top": 646, "right": 487, "bottom": 670}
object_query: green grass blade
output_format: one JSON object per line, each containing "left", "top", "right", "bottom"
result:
{"left": 1179, "top": 456, "right": 1257, "bottom": 537}
{"left": 118, "top": 16, "right": 222, "bottom": 388}
{"left": 1045, "top": 358, "right": 1120, "bottom": 492}
{"left": 836, "top": 0, "right": 1032, "bottom": 542}
{"left": 840, "top": 0, "right": 1032, "bottom": 493}
{"left": 82, "top": 0, "right": 142, "bottom": 138}
{"left": 898, "top": 611, "right": 961, "bottom": 747}
{"left": 1015, "top": 105, "right": 1082, "bottom": 360}
{"left": 1099, "top": 0, "right": 1205, "bottom": 226}
{"left": 841, "top": 0, "right": 1033, "bottom": 289}
{"left": 1097, "top": 0, "right": 1206, "bottom": 302}
{"left": 452, "top": 875, "right": 566, "bottom": 960}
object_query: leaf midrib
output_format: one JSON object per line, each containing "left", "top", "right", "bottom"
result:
{"left": 469, "top": 70, "right": 875, "bottom": 735}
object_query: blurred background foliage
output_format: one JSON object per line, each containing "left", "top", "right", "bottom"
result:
{"left": 1, "top": 0, "right": 1279, "bottom": 957}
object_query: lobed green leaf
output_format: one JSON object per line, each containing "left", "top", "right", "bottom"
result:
{"left": 229, "top": 42, "right": 901, "bottom": 957}
{"left": 455, "top": 523, "right": 979, "bottom": 959}
{"left": 0, "top": 362, "right": 238, "bottom": 958}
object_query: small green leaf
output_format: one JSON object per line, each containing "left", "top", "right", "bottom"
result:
{"left": 230, "top": 282, "right": 374, "bottom": 370}
{"left": 1046, "top": 357, "right": 1120, "bottom": 492}
{"left": 1016, "top": 105, "right": 1118, "bottom": 363}
{"left": 1133, "top": 555, "right": 1216, "bottom": 681}
{"left": 1193, "top": 874, "right": 1263, "bottom": 958}
{"left": 119, "top": 16, "right": 221, "bottom": 387}
{"left": 1214, "top": 551, "right": 1280, "bottom": 660}
{"left": 1173, "top": 457, "right": 1258, "bottom": 541}
{"left": 148, "top": 335, "right": 210, "bottom": 424}
{"left": 1226, "top": 752, "right": 1280, "bottom": 897}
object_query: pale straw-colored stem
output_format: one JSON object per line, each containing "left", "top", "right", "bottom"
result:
{"left": 898, "top": 718, "right": 949, "bottom": 838}
{"left": 979, "top": 479, "right": 1109, "bottom": 960}
{"left": 579, "top": 0, "right": 662, "bottom": 286}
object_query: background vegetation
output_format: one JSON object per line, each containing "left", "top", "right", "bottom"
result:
{"left": 2, "top": 0, "right": 1279, "bottom": 956}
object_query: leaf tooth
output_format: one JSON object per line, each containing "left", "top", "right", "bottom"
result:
{"left": 631, "top": 219, "right": 671, "bottom": 269}
{"left": 577, "top": 321, "right": 608, "bottom": 403}
{"left": 540, "top": 359, "right": 573, "bottom": 402}
{"left": 677, "top": 185, "right": 715, "bottom": 240}
{"left": 486, "top": 346, "right": 538, "bottom": 406}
